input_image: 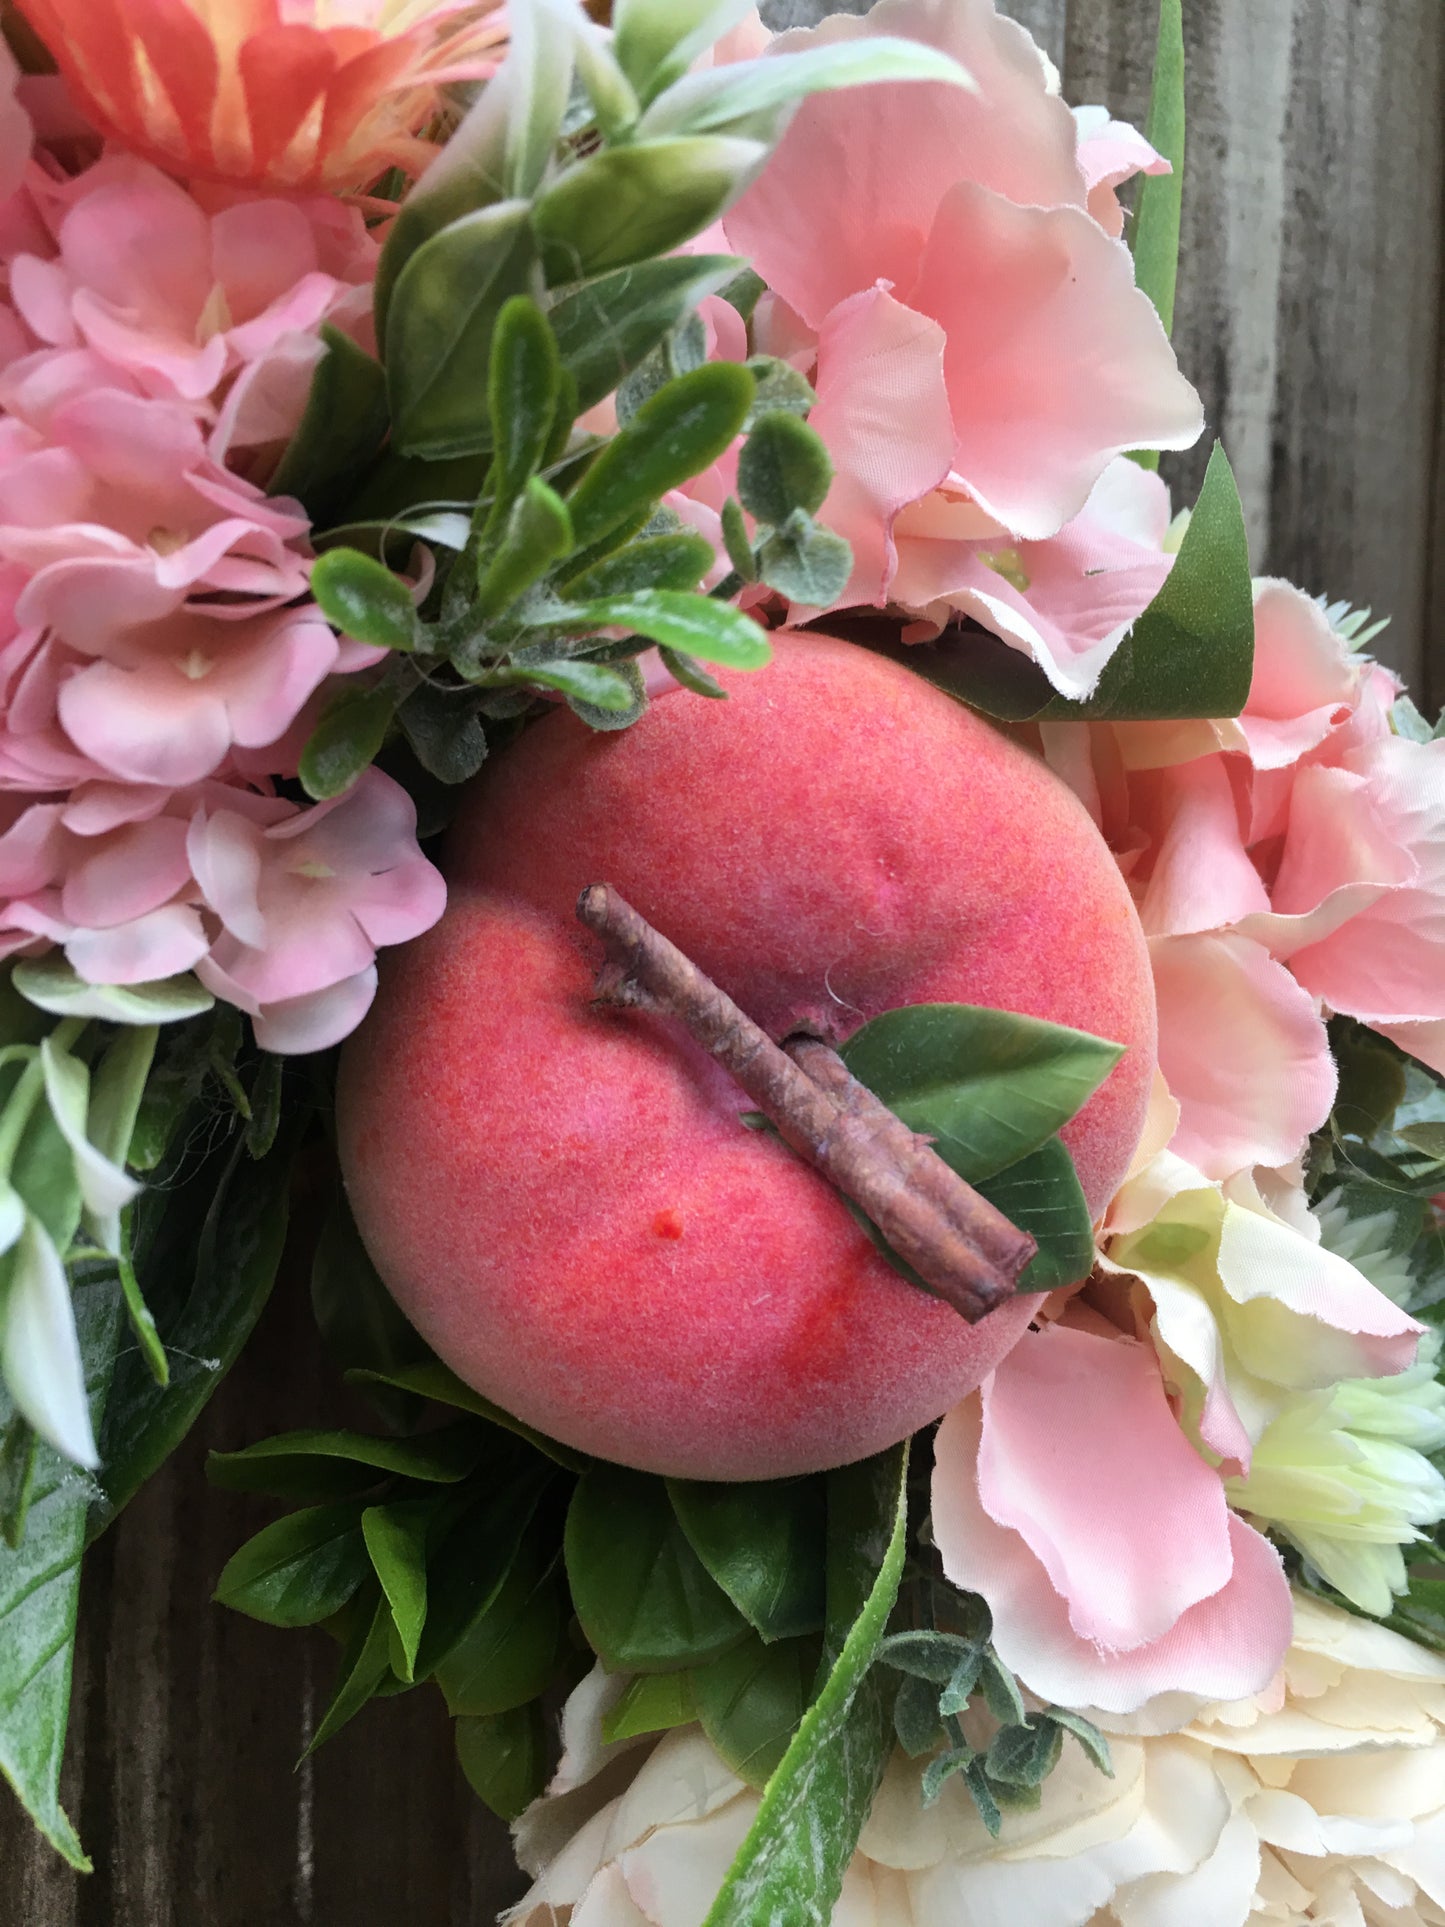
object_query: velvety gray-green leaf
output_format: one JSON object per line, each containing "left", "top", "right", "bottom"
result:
{"left": 738, "top": 412, "right": 833, "bottom": 525}
{"left": 556, "top": 590, "right": 770, "bottom": 669}
{"left": 547, "top": 255, "right": 742, "bottom": 413}
{"left": 310, "top": 549, "right": 419, "bottom": 653}
{"left": 300, "top": 681, "right": 398, "bottom": 801}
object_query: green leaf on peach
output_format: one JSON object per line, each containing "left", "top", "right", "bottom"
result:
{"left": 840, "top": 1003, "right": 1123, "bottom": 1184}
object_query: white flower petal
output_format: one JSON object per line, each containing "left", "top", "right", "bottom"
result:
{"left": 0, "top": 1213, "right": 97, "bottom": 1466}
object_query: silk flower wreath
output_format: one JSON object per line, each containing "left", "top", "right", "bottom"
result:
{"left": 0, "top": 2, "right": 1440, "bottom": 1923}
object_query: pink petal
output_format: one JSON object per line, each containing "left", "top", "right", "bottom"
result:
{"left": 66, "top": 902, "right": 209, "bottom": 984}
{"left": 1138, "top": 756, "right": 1270, "bottom": 937}
{"left": 1242, "top": 581, "right": 1359, "bottom": 771}
{"left": 60, "top": 815, "right": 192, "bottom": 926}
{"left": 1073, "top": 105, "right": 1169, "bottom": 239}
{"left": 934, "top": 1395, "right": 1292, "bottom": 1714}
{"left": 187, "top": 807, "right": 268, "bottom": 948}
{"left": 725, "top": 0, "right": 1083, "bottom": 330}
{"left": 807, "top": 288, "right": 953, "bottom": 606}
{"left": 976, "top": 1326, "right": 1234, "bottom": 1648}
{"left": 910, "top": 183, "right": 1203, "bottom": 540}
{"left": 210, "top": 199, "right": 320, "bottom": 323}
{"left": 1150, "top": 931, "right": 1337, "bottom": 1180}
{"left": 59, "top": 656, "right": 233, "bottom": 785}
{"left": 1374, "top": 1019, "right": 1445, "bottom": 1079}
{"left": 249, "top": 965, "right": 378, "bottom": 1054}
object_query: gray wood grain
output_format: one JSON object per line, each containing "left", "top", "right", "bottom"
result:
{"left": 3, "top": 2, "right": 1445, "bottom": 1921}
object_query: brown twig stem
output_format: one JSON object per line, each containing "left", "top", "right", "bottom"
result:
{"left": 575, "top": 883, "right": 1036, "bottom": 1322}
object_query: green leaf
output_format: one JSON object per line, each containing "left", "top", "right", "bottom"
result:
{"left": 115, "top": 1216, "right": 166, "bottom": 1390}
{"left": 737, "top": 413, "right": 833, "bottom": 525}
{"left": 561, "top": 531, "right": 714, "bottom": 601}
{"left": 0, "top": 1416, "right": 36, "bottom": 1550}
{"left": 95, "top": 1100, "right": 305, "bottom": 1530}
{"left": 0, "top": 1276, "right": 120, "bottom": 1869}
{"left": 840, "top": 1003, "right": 1123, "bottom": 1184}
{"left": 978, "top": 1650, "right": 1028, "bottom": 1728}
{"left": 484, "top": 295, "right": 563, "bottom": 536}
{"left": 1131, "top": 0, "right": 1185, "bottom": 344}
{"left": 214, "top": 1504, "right": 371, "bottom": 1628}
{"left": 720, "top": 495, "right": 756, "bottom": 581}
{"left": 12, "top": 960, "right": 212, "bottom": 1026}
{"left": 475, "top": 479, "right": 575, "bottom": 620}
{"left": 667, "top": 1476, "right": 826, "bottom": 1642}
{"left": 1046, "top": 1707, "right": 1114, "bottom": 1776}
{"left": 1401, "top": 1124, "right": 1445, "bottom": 1158}
{"left": 616, "top": 313, "right": 708, "bottom": 424}
{"left": 938, "top": 1646, "right": 985, "bottom": 1716}
{"left": 565, "top": 363, "right": 755, "bottom": 551}
{"left": 921, "top": 1747, "right": 974, "bottom": 1808}
{"left": 387, "top": 201, "right": 540, "bottom": 460}
{"left": 535, "top": 137, "right": 763, "bottom": 284}
{"left": 342, "top": 1360, "right": 589, "bottom": 1470}
{"left": 555, "top": 590, "right": 770, "bottom": 670}
{"left": 412, "top": 1464, "right": 555, "bottom": 1680}
{"left": 310, "top": 549, "right": 419, "bottom": 653}
{"left": 757, "top": 519, "right": 852, "bottom": 607}
{"left": 269, "top": 326, "right": 389, "bottom": 524}
{"left": 892, "top": 1671, "right": 943, "bottom": 1757}
{"left": 638, "top": 38, "right": 976, "bottom": 141}
{"left": 895, "top": 443, "right": 1253, "bottom": 724}
{"left": 299, "top": 681, "right": 399, "bottom": 801}
{"left": 566, "top": 1464, "right": 750, "bottom": 1673}
{"left": 976, "top": 1137, "right": 1094, "bottom": 1292}
{"left": 455, "top": 1701, "right": 548, "bottom": 1822}
{"left": 435, "top": 1536, "right": 562, "bottom": 1717}
{"left": 601, "top": 1669, "right": 697, "bottom": 1744}
{"left": 613, "top": 0, "right": 756, "bottom": 104}
{"left": 86, "top": 1024, "right": 158, "bottom": 1172}
{"left": 509, "top": 658, "right": 636, "bottom": 713}
{"left": 744, "top": 356, "right": 817, "bottom": 424}
{"left": 309, "top": 1195, "right": 431, "bottom": 1429}
{"left": 207, "top": 1424, "right": 485, "bottom": 1500}
{"left": 397, "top": 682, "right": 490, "bottom": 787}
{"left": 362, "top": 1502, "right": 431, "bottom": 1681}
{"left": 703, "top": 1445, "right": 908, "bottom": 1927}
{"left": 986, "top": 1715, "right": 1063, "bottom": 1789}
{"left": 875, "top": 1628, "right": 981, "bottom": 1684}
{"left": 1333, "top": 1025, "right": 1410, "bottom": 1139}
{"left": 307, "top": 1589, "right": 396, "bottom": 1755}
{"left": 547, "top": 255, "right": 742, "bottom": 414}
{"left": 691, "top": 1633, "right": 818, "bottom": 1789}
{"left": 660, "top": 648, "right": 728, "bottom": 699}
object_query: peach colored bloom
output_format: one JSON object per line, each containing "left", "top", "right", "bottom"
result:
{"left": 13, "top": 0, "right": 509, "bottom": 193}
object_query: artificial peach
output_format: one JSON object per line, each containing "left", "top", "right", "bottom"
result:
{"left": 337, "top": 633, "right": 1157, "bottom": 1479}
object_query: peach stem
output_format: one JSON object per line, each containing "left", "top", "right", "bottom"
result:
{"left": 576, "top": 883, "right": 1037, "bottom": 1323}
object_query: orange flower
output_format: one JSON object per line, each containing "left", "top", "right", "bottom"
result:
{"left": 14, "top": 0, "right": 510, "bottom": 193}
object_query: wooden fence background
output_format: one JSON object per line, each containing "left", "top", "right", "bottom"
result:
{"left": 3, "top": 1, "right": 1443, "bottom": 1922}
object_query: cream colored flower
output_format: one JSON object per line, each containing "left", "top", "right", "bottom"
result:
{"left": 513, "top": 1598, "right": 1445, "bottom": 1927}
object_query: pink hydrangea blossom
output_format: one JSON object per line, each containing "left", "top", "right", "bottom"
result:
{"left": 932, "top": 1324, "right": 1294, "bottom": 1719}
{"left": 723, "top": 0, "right": 1202, "bottom": 690}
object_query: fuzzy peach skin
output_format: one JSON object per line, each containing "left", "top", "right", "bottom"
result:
{"left": 337, "top": 634, "right": 1158, "bottom": 1479}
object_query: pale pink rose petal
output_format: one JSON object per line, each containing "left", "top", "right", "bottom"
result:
{"left": 213, "top": 962, "right": 379, "bottom": 1055}
{"left": 0, "top": 44, "right": 32, "bottom": 205}
{"left": 1282, "top": 739, "right": 1445, "bottom": 1025}
{"left": 1150, "top": 931, "right": 1337, "bottom": 1180}
{"left": 0, "top": 800, "right": 64, "bottom": 894}
{"left": 909, "top": 183, "right": 1204, "bottom": 539}
{"left": 62, "top": 782, "right": 174, "bottom": 834}
{"left": 934, "top": 1395, "right": 1292, "bottom": 1714}
{"left": 726, "top": 0, "right": 1084, "bottom": 329}
{"left": 1072, "top": 104, "right": 1169, "bottom": 239}
{"left": 1138, "top": 756, "right": 1270, "bottom": 937}
{"left": 65, "top": 903, "right": 209, "bottom": 984}
{"left": 210, "top": 200, "right": 320, "bottom": 323}
{"left": 186, "top": 808, "right": 267, "bottom": 948}
{"left": 1242, "top": 581, "right": 1360, "bottom": 772}
{"left": 1374, "top": 1018, "right": 1445, "bottom": 1079}
{"left": 807, "top": 288, "right": 953, "bottom": 606}
{"left": 976, "top": 1326, "right": 1234, "bottom": 1647}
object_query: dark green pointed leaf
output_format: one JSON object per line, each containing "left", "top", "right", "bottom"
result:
{"left": 0, "top": 1416, "right": 36, "bottom": 1550}
{"left": 704, "top": 1445, "right": 908, "bottom": 1927}
{"left": 691, "top": 1634, "right": 818, "bottom": 1789}
{"left": 386, "top": 201, "right": 540, "bottom": 460}
{"left": 485, "top": 295, "right": 562, "bottom": 535}
{"left": 668, "top": 1476, "right": 826, "bottom": 1642}
{"left": 535, "top": 137, "right": 759, "bottom": 283}
{"left": 270, "top": 325, "right": 389, "bottom": 523}
{"left": 475, "top": 480, "right": 574, "bottom": 621}
{"left": 342, "top": 1361, "right": 589, "bottom": 1470}
{"left": 435, "top": 1536, "right": 562, "bottom": 1717}
{"left": 456, "top": 1702, "right": 548, "bottom": 1822}
{"left": 660, "top": 648, "right": 728, "bottom": 698}
{"left": 310, "top": 549, "right": 420, "bottom": 653}
{"left": 977, "top": 1137, "right": 1094, "bottom": 1292}
{"left": 565, "top": 363, "right": 755, "bottom": 551}
{"left": 601, "top": 1669, "right": 697, "bottom": 1744}
{"left": 738, "top": 412, "right": 833, "bottom": 525}
{"left": 300, "top": 681, "right": 398, "bottom": 801}
{"left": 758, "top": 520, "right": 852, "bottom": 606}
{"left": 362, "top": 1502, "right": 431, "bottom": 1682}
{"left": 1131, "top": 0, "right": 1185, "bottom": 344}
{"left": 214, "top": 1504, "right": 370, "bottom": 1628}
{"left": 412, "top": 1464, "right": 555, "bottom": 1680}
{"left": 556, "top": 590, "right": 769, "bottom": 669}
{"left": 0, "top": 1277, "right": 120, "bottom": 1870}
{"left": 561, "top": 531, "right": 714, "bottom": 600}
{"left": 566, "top": 1464, "right": 749, "bottom": 1673}
{"left": 307, "top": 1589, "right": 396, "bottom": 1754}
{"left": 207, "top": 1424, "right": 484, "bottom": 1501}
{"left": 548, "top": 255, "right": 742, "bottom": 413}
{"left": 310, "top": 1195, "right": 431, "bottom": 1432}
{"left": 841, "top": 1003, "right": 1123, "bottom": 1184}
